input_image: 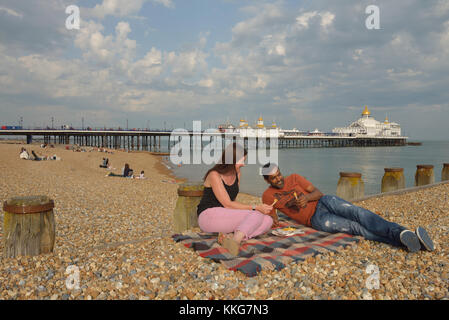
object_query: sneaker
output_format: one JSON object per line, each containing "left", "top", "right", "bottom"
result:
{"left": 400, "top": 230, "right": 421, "bottom": 253}
{"left": 416, "top": 227, "right": 435, "bottom": 251}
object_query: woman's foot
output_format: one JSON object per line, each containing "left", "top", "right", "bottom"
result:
{"left": 222, "top": 236, "right": 241, "bottom": 256}
{"left": 217, "top": 232, "right": 232, "bottom": 246}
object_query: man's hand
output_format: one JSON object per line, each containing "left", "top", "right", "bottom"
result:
{"left": 295, "top": 194, "right": 308, "bottom": 208}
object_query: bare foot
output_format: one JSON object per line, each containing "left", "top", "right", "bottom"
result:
{"left": 222, "top": 236, "right": 241, "bottom": 256}
{"left": 217, "top": 232, "right": 232, "bottom": 246}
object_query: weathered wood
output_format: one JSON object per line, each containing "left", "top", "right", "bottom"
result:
{"left": 381, "top": 168, "right": 405, "bottom": 193}
{"left": 415, "top": 165, "right": 434, "bottom": 186}
{"left": 173, "top": 183, "right": 204, "bottom": 233}
{"left": 3, "top": 196, "right": 55, "bottom": 258}
{"left": 442, "top": 163, "right": 449, "bottom": 181}
{"left": 336, "top": 172, "right": 364, "bottom": 201}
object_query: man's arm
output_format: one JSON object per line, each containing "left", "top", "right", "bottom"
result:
{"left": 262, "top": 192, "right": 280, "bottom": 227}
{"left": 303, "top": 185, "right": 323, "bottom": 201}
{"left": 295, "top": 176, "right": 324, "bottom": 207}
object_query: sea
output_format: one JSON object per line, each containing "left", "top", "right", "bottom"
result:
{"left": 163, "top": 140, "right": 449, "bottom": 197}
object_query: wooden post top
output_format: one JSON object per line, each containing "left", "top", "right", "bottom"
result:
{"left": 384, "top": 168, "right": 404, "bottom": 172}
{"left": 3, "top": 196, "right": 54, "bottom": 214}
{"left": 339, "top": 172, "right": 362, "bottom": 178}
{"left": 443, "top": 163, "right": 449, "bottom": 167}
{"left": 416, "top": 165, "right": 434, "bottom": 169}
{"left": 177, "top": 182, "right": 204, "bottom": 197}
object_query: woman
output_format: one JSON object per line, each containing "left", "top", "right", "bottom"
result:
{"left": 197, "top": 143, "right": 274, "bottom": 256}
{"left": 123, "top": 163, "right": 133, "bottom": 177}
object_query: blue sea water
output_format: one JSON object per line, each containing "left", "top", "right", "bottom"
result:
{"left": 165, "top": 140, "right": 449, "bottom": 197}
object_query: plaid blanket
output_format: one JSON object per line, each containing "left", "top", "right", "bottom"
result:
{"left": 172, "top": 214, "right": 360, "bottom": 277}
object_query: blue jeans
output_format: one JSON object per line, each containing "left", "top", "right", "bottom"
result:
{"left": 311, "top": 195, "right": 406, "bottom": 247}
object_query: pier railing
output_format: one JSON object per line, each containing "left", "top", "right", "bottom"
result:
{"left": 0, "top": 129, "right": 407, "bottom": 151}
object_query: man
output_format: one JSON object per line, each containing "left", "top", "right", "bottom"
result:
{"left": 261, "top": 163, "right": 434, "bottom": 253}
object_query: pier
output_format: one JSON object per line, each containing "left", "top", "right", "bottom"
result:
{"left": 0, "top": 129, "right": 407, "bottom": 151}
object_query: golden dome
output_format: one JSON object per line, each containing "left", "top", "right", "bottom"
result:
{"left": 384, "top": 116, "right": 389, "bottom": 124}
{"left": 362, "top": 106, "right": 371, "bottom": 116}
{"left": 258, "top": 117, "right": 263, "bottom": 121}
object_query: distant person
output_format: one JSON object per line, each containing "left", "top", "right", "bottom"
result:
{"left": 107, "top": 163, "right": 133, "bottom": 178}
{"left": 31, "top": 150, "right": 43, "bottom": 161}
{"left": 20, "top": 148, "right": 30, "bottom": 160}
{"left": 260, "top": 163, "right": 435, "bottom": 253}
{"left": 123, "top": 163, "right": 133, "bottom": 177}
{"left": 99, "top": 158, "right": 109, "bottom": 168}
{"left": 136, "top": 171, "right": 146, "bottom": 179}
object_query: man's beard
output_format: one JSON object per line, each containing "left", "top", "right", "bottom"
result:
{"left": 272, "top": 180, "right": 284, "bottom": 189}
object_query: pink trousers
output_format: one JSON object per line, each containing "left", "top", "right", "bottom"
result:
{"left": 198, "top": 207, "right": 273, "bottom": 240}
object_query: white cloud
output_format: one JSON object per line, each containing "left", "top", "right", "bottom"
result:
{"left": 165, "top": 49, "right": 209, "bottom": 78}
{"left": 87, "top": 0, "right": 146, "bottom": 19}
{"left": 85, "top": 0, "right": 174, "bottom": 19}
{"left": 0, "top": 6, "right": 23, "bottom": 18}
{"left": 295, "top": 11, "right": 335, "bottom": 30}
{"left": 74, "top": 20, "right": 136, "bottom": 66}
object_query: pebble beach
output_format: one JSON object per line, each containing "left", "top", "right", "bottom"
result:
{"left": 0, "top": 141, "right": 448, "bottom": 300}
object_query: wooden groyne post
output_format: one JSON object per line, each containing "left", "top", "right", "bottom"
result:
{"left": 336, "top": 172, "right": 364, "bottom": 201}
{"left": 173, "top": 183, "right": 204, "bottom": 233}
{"left": 3, "top": 196, "right": 55, "bottom": 258}
{"left": 381, "top": 168, "right": 405, "bottom": 193}
{"left": 415, "top": 165, "right": 435, "bottom": 186}
{"left": 442, "top": 163, "right": 449, "bottom": 181}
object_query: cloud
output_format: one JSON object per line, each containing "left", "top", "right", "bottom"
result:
{"left": 0, "top": 0, "right": 449, "bottom": 138}
{"left": 0, "top": 6, "right": 23, "bottom": 18}
{"left": 85, "top": 0, "right": 174, "bottom": 19}
{"left": 0, "top": 0, "right": 73, "bottom": 55}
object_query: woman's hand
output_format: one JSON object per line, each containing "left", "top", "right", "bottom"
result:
{"left": 256, "top": 204, "right": 273, "bottom": 215}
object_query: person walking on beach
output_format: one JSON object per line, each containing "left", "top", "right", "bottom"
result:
{"left": 197, "top": 143, "right": 274, "bottom": 256}
{"left": 260, "top": 163, "right": 435, "bottom": 253}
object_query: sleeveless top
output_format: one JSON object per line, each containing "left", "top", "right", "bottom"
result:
{"left": 197, "top": 171, "right": 239, "bottom": 216}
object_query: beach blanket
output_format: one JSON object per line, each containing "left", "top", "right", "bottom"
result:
{"left": 172, "top": 213, "right": 360, "bottom": 277}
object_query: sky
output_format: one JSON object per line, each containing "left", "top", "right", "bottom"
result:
{"left": 0, "top": 0, "right": 449, "bottom": 139}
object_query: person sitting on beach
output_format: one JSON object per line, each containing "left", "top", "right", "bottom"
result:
{"left": 99, "top": 158, "right": 109, "bottom": 168}
{"left": 123, "top": 163, "right": 133, "bottom": 178}
{"left": 135, "top": 170, "right": 146, "bottom": 179}
{"left": 107, "top": 163, "right": 133, "bottom": 177}
{"left": 260, "top": 163, "right": 435, "bottom": 253}
{"left": 196, "top": 143, "right": 274, "bottom": 256}
{"left": 20, "top": 148, "right": 30, "bottom": 160}
{"left": 31, "top": 150, "right": 44, "bottom": 161}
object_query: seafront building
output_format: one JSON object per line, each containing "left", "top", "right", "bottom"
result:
{"left": 218, "top": 117, "right": 284, "bottom": 138}
{"left": 332, "top": 106, "right": 402, "bottom": 137}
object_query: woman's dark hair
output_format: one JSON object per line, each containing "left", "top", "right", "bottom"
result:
{"left": 124, "top": 163, "right": 129, "bottom": 170}
{"left": 203, "top": 143, "right": 247, "bottom": 181}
